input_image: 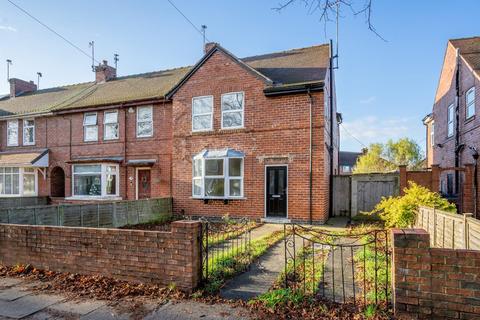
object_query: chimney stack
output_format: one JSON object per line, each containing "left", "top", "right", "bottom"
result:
{"left": 95, "top": 60, "right": 116, "bottom": 83}
{"left": 9, "top": 78, "right": 37, "bottom": 98}
{"left": 204, "top": 42, "right": 218, "bottom": 54}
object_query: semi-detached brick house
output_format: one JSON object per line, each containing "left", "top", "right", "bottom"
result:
{"left": 424, "top": 37, "right": 480, "bottom": 200}
{"left": 0, "top": 42, "right": 338, "bottom": 223}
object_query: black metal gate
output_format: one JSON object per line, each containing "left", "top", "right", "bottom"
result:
{"left": 200, "top": 217, "right": 253, "bottom": 283}
{"left": 283, "top": 224, "right": 391, "bottom": 311}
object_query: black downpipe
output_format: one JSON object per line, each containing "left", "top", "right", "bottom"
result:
{"left": 455, "top": 49, "right": 461, "bottom": 195}
{"left": 328, "top": 40, "right": 335, "bottom": 219}
{"left": 307, "top": 89, "right": 313, "bottom": 225}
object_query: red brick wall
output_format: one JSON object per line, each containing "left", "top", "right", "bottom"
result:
{"left": 399, "top": 165, "right": 435, "bottom": 195}
{"left": 392, "top": 228, "right": 480, "bottom": 319}
{"left": 0, "top": 102, "right": 172, "bottom": 200}
{"left": 0, "top": 220, "right": 201, "bottom": 292}
{"left": 171, "top": 50, "right": 330, "bottom": 223}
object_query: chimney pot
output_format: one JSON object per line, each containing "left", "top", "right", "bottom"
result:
{"left": 204, "top": 42, "right": 218, "bottom": 54}
{"left": 95, "top": 60, "right": 117, "bottom": 83}
{"left": 9, "top": 78, "right": 37, "bottom": 98}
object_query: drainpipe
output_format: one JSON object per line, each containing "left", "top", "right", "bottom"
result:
{"left": 123, "top": 106, "right": 127, "bottom": 199}
{"left": 307, "top": 88, "right": 313, "bottom": 225}
{"left": 328, "top": 39, "right": 335, "bottom": 219}
{"left": 455, "top": 48, "right": 461, "bottom": 195}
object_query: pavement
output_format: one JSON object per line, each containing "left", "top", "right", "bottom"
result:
{"left": 0, "top": 277, "right": 251, "bottom": 320}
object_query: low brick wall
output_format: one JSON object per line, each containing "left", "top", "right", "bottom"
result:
{"left": 392, "top": 228, "right": 480, "bottom": 319}
{"left": 0, "top": 220, "right": 202, "bottom": 292}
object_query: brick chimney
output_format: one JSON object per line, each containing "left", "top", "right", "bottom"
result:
{"left": 95, "top": 60, "right": 116, "bottom": 83}
{"left": 9, "top": 78, "right": 37, "bottom": 98}
{"left": 204, "top": 42, "right": 218, "bottom": 54}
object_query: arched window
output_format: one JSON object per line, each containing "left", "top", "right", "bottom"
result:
{"left": 466, "top": 87, "right": 476, "bottom": 119}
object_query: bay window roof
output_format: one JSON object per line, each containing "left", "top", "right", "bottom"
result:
{"left": 0, "top": 149, "right": 49, "bottom": 167}
{"left": 194, "top": 148, "right": 245, "bottom": 159}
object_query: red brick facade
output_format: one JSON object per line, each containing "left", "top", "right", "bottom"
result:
{"left": 392, "top": 228, "right": 480, "bottom": 319}
{"left": 0, "top": 221, "right": 202, "bottom": 292}
{"left": 0, "top": 44, "right": 337, "bottom": 223}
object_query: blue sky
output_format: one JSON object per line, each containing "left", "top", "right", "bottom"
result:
{"left": 1, "top": 1, "right": 479, "bottom": 153}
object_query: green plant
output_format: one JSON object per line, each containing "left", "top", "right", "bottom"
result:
{"left": 369, "top": 181, "right": 456, "bottom": 228}
{"left": 364, "top": 304, "right": 377, "bottom": 319}
{"left": 255, "top": 288, "right": 306, "bottom": 309}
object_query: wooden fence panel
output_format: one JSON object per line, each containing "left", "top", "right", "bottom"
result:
{"left": 351, "top": 173, "right": 399, "bottom": 216}
{"left": 332, "top": 176, "right": 351, "bottom": 216}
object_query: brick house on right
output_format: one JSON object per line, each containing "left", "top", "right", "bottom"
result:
{"left": 425, "top": 36, "right": 480, "bottom": 199}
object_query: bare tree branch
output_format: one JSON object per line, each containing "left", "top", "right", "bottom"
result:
{"left": 273, "top": 0, "right": 386, "bottom": 41}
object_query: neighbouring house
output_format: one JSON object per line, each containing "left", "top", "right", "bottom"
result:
{"left": 425, "top": 36, "right": 480, "bottom": 200}
{"left": 338, "top": 151, "right": 361, "bottom": 175}
{"left": 0, "top": 42, "right": 339, "bottom": 223}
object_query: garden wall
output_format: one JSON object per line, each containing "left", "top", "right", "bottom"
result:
{"left": 392, "top": 228, "right": 480, "bottom": 319}
{"left": 0, "top": 220, "right": 201, "bottom": 292}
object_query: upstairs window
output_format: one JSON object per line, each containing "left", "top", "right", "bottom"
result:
{"left": 83, "top": 113, "right": 98, "bottom": 142}
{"left": 221, "top": 92, "right": 244, "bottom": 129}
{"left": 447, "top": 104, "right": 454, "bottom": 137}
{"left": 430, "top": 122, "right": 435, "bottom": 147}
{"left": 23, "top": 119, "right": 35, "bottom": 146}
{"left": 7, "top": 120, "right": 18, "bottom": 146}
{"left": 192, "top": 149, "right": 244, "bottom": 199}
{"left": 466, "top": 87, "right": 476, "bottom": 119}
{"left": 104, "top": 110, "right": 119, "bottom": 140}
{"left": 192, "top": 96, "right": 213, "bottom": 132}
{"left": 136, "top": 106, "right": 153, "bottom": 137}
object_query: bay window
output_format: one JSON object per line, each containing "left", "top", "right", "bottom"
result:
{"left": 7, "top": 120, "right": 18, "bottom": 146}
{"left": 0, "top": 167, "right": 37, "bottom": 196}
{"left": 72, "top": 164, "right": 119, "bottom": 198}
{"left": 104, "top": 110, "right": 119, "bottom": 140}
{"left": 83, "top": 113, "right": 98, "bottom": 142}
{"left": 23, "top": 119, "right": 35, "bottom": 145}
{"left": 192, "top": 96, "right": 213, "bottom": 132}
{"left": 192, "top": 149, "right": 244, "bottom": 199}
{"left": 136, "top": 106, "right": 153, "bottom": 137}
{"left": 221, "top": 92, "right": 244, "bottom": 129}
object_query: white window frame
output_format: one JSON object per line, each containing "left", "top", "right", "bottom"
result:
{"left": 192, "top": 156, "right": 244, "bottom": 199}
{"left": 22, "top": 118, "right": 35, "bottom": 146}
{"left": 466, "top": 87, "right": 476, "bottom": 120}
{"left": 136, "top": 106, "right": 153, "bottom": 138}
{"left": 192, "top": 95, "right": 214, "bottom": 132}
{"left": 0, "top": 167, "right": 38, "bottom": 197}
{"left": 103, "top": 110, "right": 119, "bottom": 140}
{"left": 430, "top": 121, "right": 435, "bottom": 147}
{"left": 7, "top": 120, "right": 18, "bottom": 147}
{"left": 83, "top": 112, "right": 98, "bottom": 142}
{"left": 447, "top": 104, "right": 454, "bottom": 137}
{"left": 221, "top": 92, "right": 244, "bottom": 129}
{"left": 71, "top": 163, "right": 120, "bottom": 199}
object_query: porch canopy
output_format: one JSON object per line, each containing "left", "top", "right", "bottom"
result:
{"left": 126, "top": 159, "right": 156, "bottom": 166}
{"left": 0, "top": 149, "right": 49, "bottom": 167}
{"left": 194, "top": 148, "right": 245, "bottom": 159}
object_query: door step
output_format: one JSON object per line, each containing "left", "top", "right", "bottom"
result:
{"left": 261, "top": 217, "right": 291, "bottom": 224}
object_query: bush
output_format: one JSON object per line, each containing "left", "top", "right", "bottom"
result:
{"left": 369, "top": 182, "right": 456, "bottom": 228}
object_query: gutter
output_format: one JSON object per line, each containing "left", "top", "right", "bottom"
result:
{"left": 264, "top": 82, "right": 324, "bottom": 96}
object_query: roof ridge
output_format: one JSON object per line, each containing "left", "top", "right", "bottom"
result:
{"left": 241, "top": 43, "right": 329, "bottom": 61}
{"left": 449, "top": 36, "right": 480, "bottom": 42}
{"left": 115, "top": 65, "right": 192, "bottom": 81}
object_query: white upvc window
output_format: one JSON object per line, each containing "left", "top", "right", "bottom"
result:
{"left": 447, "top": 104, "right": 454, "bottom": 137}
{"left": 136, "top": 106, "right": 153, "bottom": 137}
{"left": 0, "top": 167, "right": 37, "bottom": 197}
{"left": 192, "top": 155, "right": 244, "bottom": 199}
{"left": 430, "top": 121, "right": 435, "bottom": 147}
{"left": 83, "top": 112, "right": 98, "bottom": 142}
{"left": 221, "top": 92, "right": 244, "bottom": 129}
{"left": 466, "top": 87, "right": 476, "bottom": 119}
{"left": 72, "top": 164, "right": 119, "bottom": 198}
{"left": 7, "top": 120, "right": 18, "bottom": 146}
{"left": 192, "top": 96, "right": 213, "bottom": 132}
{"left": 104, "top": 110, "right": 119, "bottom": 140}
{"left": 23, "top": 119, "right": 35, "bottom": 146}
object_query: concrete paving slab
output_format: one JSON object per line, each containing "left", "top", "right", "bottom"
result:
{"left": 79, "top": 306, "right": 130, "bottom": 320}
{"left": 49, "top": 299, "right": 105, "bottom": 316}
{"left": 0, "top": 278, "right": 23, "bottom": 288}
{"left": 144, "top": 301, "right": 251, "bottom": 320}
{"left": 0, "top": 293, "right": 64, "bottom": 319}
{"left": 0, "top": 286, "right": 32, "bottom": 301}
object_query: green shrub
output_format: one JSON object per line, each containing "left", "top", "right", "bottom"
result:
{"left": 370, "top": 181, "right": 456, "bottom": 228}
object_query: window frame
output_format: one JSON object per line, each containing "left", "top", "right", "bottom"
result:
{"left": 0, "top": 167, "right": 38, "bottom": 197}
{"left": 136, "top": 105, "right": 154, "bottom": 138}
{"left": 466, "top": 87, "right": 476, "bottom": 120}
{"left": 430, "top": 121, "right": 435, "bottom": 147}
{"left": 192, "top": 156, "right": 244, "bottom": 199}
{"left": 22, "top": 118, "right": 35, "bottom": 146}
{"left": 7, "top": 120, "right": 18, "bottom": 147}
{"left": 221, "top": 92, "right": 245, "bottom": 130}
{"left": 447, "top": 104, "right": 454, "bottom": 138}
{"left": 83, "top": 112, "right": 98, "bottom": 142}
{"left": 192, "top": 95, "right": 214, "bottom": 132}
{"left": 71, "top": 163, "right": 120, "bottom": 199}
{"left": 103, "top": 110, "right": 119, "bottom": 141}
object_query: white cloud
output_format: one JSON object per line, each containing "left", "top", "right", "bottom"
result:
{"left": 359, "top": 96, "right": 376, "bottom": 104}
{"left": 0, "top": 25, "right": 17, "bottom": 32}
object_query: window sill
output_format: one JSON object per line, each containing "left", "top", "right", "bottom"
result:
{"left": 191, "top": 197, "right": 246, "bottom": 200}
{"left": 65, "top": 196, "right": 122, "bottom": 201}
{"left": 465, "top": 116, "right": 475, "bottom": 124}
